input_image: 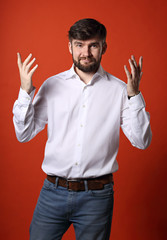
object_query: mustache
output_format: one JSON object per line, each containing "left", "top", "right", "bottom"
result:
{"left": 79, "top": 56, "right": 96, "bottom": 61}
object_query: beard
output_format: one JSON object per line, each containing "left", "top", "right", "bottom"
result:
{"left": 73, "top": 55, "right": 102, "bottom": 73}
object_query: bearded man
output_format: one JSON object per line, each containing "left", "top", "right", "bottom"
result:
{"left": 13, "top": 18, "right": 152, "bottom": 240}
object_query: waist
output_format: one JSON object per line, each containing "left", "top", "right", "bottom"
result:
{"left": 47, "top": 174, "right": 114, "bottom": 191}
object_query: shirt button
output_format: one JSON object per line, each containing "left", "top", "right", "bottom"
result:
{"left": 75, "top": 162, "right": 78, "bottom": 166}
{"left": 78, "top": 144, "right": 81, "bottom": 147}
{"left": 80, "top": 124, "right": 83, "bottom": 127}
{"left": 83, "top": 105, "right": 86, "bottom": 108}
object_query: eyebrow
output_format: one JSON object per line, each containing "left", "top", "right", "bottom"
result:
{"left": 73, "top": 41, "right": 83, "bottom": 45}
{"left": 73, "top": 41, "right": 100, "bottom": 46}
{"left": 89, "top": 42, "right": 100, "bottom": 46}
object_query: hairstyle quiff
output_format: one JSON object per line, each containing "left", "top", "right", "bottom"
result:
{"left": 68, "top": 18, "right": 107, "bottom": 43}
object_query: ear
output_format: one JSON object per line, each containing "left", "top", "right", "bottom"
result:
{"left": 68, "top": 42, "right": 72, "bottom": 54}
{"left": 102, "top": 42, "right": 107, "bottom": 55}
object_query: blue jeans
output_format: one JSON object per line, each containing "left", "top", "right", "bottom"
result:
{"left": 30, "top": 178, "right": 114, "bottom": 240}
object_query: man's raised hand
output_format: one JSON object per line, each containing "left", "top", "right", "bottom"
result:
{"left": 124, "top": 55, "right": 143, "bottom": 97}
{"left": 17, "top": 53, "right": 38, "bottom": 94}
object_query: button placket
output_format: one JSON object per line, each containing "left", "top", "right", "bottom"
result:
{"left": 71, "top": 85, "right": 89, "bottom": 175}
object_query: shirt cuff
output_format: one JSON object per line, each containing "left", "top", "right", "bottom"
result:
{"left": 18, "top": 87, "right": 36, "bottom": 105}
{"left": 128, "top": 92, "right": 146, "bottom": 110}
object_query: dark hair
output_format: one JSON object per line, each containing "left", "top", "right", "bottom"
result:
{"left": 68, "top": 18, "right": 107, "bottom": 43}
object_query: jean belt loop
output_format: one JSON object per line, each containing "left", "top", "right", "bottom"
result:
{"left": 84, "top": 180, "right": 88, "bottom": 192}
{"left": 55, "top": 177, "right": 59, "bottom": 189}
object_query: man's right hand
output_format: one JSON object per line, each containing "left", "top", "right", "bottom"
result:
{"left": 17, "top": 53, "right": 38, "bottom": 94}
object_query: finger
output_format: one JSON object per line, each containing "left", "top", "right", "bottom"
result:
{"left": 26, "top": 57, "right": 36, "bottom": 72}
{"left": 128, "top": 59, "right": 136, "bottom": 77}
{"left": 124, "top": 65, "right": 131, "bottom": 79}
{"left": 131, "top": 55, "right": 137, "bottom": 68}
{"left": 23, "top": 53, "right": 32, "bottom": 68}
{"left": 140, "top": 72, "right": 143, "bottom": 79}
{"left": 29, "top": 64, "right": 38, "bottom": 76}
{"left": 139, "top": 56, "right": 143, "bottom": 72}
{"left": 17, "top": 52, "right": 22, "bottom": 69}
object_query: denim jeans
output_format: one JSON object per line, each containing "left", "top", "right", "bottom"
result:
{"left": 30, "top": 178, "right": 114, "bottom": 240}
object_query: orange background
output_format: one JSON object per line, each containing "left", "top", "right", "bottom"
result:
{"left": 1, "top": 0, "right": 167, "bottom": 239}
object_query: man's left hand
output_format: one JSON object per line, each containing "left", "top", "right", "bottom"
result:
{"left": 124, "top": 55, "right": 143, "bottom": 97}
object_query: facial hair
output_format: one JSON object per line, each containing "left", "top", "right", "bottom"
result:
{"left": 73, "top": 55, "right": 102, "bottom": 73}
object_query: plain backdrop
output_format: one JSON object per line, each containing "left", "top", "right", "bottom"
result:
{"left": 1, "top": 0, "right": 167, "bottom": 239}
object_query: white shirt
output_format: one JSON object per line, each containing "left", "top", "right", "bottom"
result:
{"left": 13, "top": 65, "right": 152, "bottom": 179}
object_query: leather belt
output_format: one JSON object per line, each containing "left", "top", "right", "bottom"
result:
{"left": 47, "top": 174, "right": 113, "bottom": 191}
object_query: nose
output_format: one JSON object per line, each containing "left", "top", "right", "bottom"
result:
{"left": 82, "top": 46, "right": 92, "bottom": 57}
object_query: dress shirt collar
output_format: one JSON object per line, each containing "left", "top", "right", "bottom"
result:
{"left": 65, "top": 64, "right": 108, "bottom": 81}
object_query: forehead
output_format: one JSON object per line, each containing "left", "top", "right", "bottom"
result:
{"left": 72, "top": 38, "right": 102, "bottom": 45}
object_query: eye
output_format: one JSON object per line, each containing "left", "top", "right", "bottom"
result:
{"left": 76, "top": 43, "right": 82, "bottom": 48}
{"left": 91, "top": 44, "right": 98, "bottom": 48}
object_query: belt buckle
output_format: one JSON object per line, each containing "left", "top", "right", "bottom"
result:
{"left": 66, "top": 179, "right": 79, "bottom": 191}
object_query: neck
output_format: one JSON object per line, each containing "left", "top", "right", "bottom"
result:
{"left": 74, "top": 67, "right": 96, "bottom": 84}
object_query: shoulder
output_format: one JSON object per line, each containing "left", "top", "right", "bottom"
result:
{"left": 37, "top": 69, "right": 71, "bottom": 97}
{"left": 44, "top": 69, "right": 69, "bottom": 85}
{"left": 106, "top": 72, "right": 126, "bottom": 86}
{"left": 104, "top": 71, "right": 126, "bottom": 91}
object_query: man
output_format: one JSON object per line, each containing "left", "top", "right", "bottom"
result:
{"left": 13, "top": 18, "right": 152, "bottom": 240}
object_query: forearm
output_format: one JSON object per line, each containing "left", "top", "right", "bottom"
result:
{"left": 121, "top": 91, "right": 152, "bottom": 149}
{"left": 13, "top": 88, "right": 36, "bottom": 142}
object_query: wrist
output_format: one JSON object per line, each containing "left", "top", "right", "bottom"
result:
{"left": 128, "top": 91, "right": 140, "bottom": 99}
{"left": 21, "top": 85, "right": 34, "bottom": 95}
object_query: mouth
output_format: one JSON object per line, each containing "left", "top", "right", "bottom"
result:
{"left": 79, "top": 58, "right": 94, "bottom": 64}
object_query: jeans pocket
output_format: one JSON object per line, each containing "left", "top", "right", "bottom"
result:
{"left": 42, "top": 178, "right": 54, "bottom": 190}
{"left": 90, "top": 183, "right": 114, "bottom": 198}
